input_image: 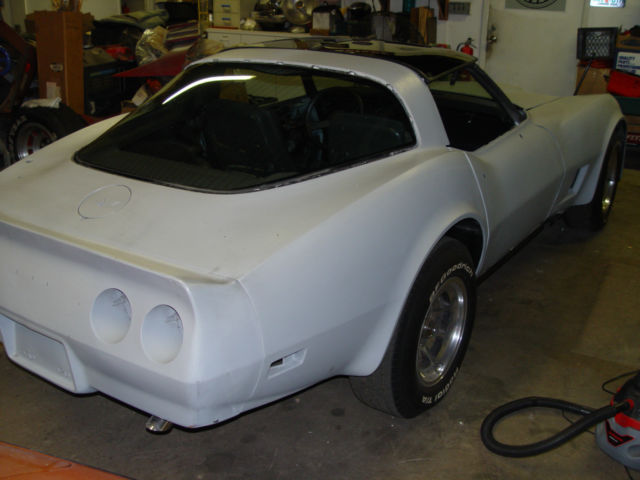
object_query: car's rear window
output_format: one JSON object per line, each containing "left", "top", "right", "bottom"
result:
{"left": 75, "top": 62, "right": 415, "bottom": 192}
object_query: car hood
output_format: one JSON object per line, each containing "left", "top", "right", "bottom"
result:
{"left": 0, "top": 117, "right": 426, "bottom": 281}
{"left": 499, "top": 83, "right": 559, "bottom": 111}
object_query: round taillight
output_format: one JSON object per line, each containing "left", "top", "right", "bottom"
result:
{"left": 91, "top": 289, "right": 132, "bottom": 344}
{"left": 141, "top": 305, "right": 183, "bottom": 364}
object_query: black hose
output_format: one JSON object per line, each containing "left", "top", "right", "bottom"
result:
{"left": 480, "top": 396, "right": 632, "bottom": 458}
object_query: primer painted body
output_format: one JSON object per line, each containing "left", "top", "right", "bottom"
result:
{"left": 0, "top": 46, "right": 624, "bottom": 428}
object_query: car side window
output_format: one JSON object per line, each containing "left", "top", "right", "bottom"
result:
{"left": 429, "top": 67, "right": 516, "bottom": 151}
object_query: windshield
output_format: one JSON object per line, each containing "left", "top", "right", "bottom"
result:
{"left": 75, "top": 61, "right": 415, "bottom": 192}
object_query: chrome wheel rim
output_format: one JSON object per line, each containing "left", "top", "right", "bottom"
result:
{"left": 601, "top": 143, "right": 620, "bottom": 216}
{"left": 416, "top": 276, "right": 468, "bottom": 387}
{"left": 15, "top": 121, "right": 56, "bottom": 159}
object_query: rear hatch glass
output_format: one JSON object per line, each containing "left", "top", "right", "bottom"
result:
{"left": 75, "top": 61, "right": 416, "bottom": 192}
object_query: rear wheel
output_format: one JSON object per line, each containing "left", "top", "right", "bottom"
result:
{"left": 350, "top": 237, "right": 476, "bottom": 418}
{"left": 565, "top": 130, "right": 624, "bottom": 231}
{"left": 7, "top": 104, "right": 85, "bottom": 162}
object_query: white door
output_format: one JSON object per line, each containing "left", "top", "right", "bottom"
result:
{"left": 469, "top": 120, "right": 563, "bottom": 268}
{"left": 429, "top": 63, "right": 564, "bottom": 268}
{"left": 480, "top": 0, "right": 586, "bottom": 97}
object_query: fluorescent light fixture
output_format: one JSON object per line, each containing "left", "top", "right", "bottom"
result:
{"left": 163, "top": 75, "right": 255, "bottom": 104}
{"left": 590, "top": 0, "right": 624, "bottom": 7}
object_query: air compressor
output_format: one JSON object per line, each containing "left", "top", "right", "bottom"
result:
{"left": 481, "top": 371, "right": 640, "bottom": 471}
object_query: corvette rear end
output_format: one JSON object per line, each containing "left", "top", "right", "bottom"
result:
{"left": 0, "top": 41, "right": 625, "bottom": 431}
{"left": 0, "top": 202, "right": 264, "bottom": 428}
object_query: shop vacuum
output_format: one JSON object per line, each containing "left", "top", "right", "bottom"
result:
{"left": 481, "top": 371, "right": 640, "bottom": 471}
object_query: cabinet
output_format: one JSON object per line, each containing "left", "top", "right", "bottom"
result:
{"left": 34, "top": 10, "right": 84, "bottom": 114}
{"left": 212, "top": 0, "right": 254, "bottom": 28}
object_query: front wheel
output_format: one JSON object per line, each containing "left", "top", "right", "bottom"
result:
{"left": 350, "top": 237, "right": 476, "bottom": 418}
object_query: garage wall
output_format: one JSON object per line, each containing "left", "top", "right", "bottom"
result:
{"left": 433, "top": 1, "right": 488, "bottom": 66}
{"left": 482, "top": 0, "right": 638, "bottom": 96}
{"left": 584, "top": 2, "right": 640, "bottom": 29}
{"left": 483, "top": 0, "right": 585, "bottom": 96}
{"left": 383, "top": 0, "right": 637, "bottom": 96}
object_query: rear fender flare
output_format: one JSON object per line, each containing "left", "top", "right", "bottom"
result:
{"left": 343, "top": 194, "right": 486, "bottom": 376}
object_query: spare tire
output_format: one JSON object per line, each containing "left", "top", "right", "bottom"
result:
{"left": 7, "top": 104, "right": 86, "bottom": 163}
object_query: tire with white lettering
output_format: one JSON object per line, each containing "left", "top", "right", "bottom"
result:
{"left": 7, "top": 105, "right": 86, "bottom": 163}
{"left": 350, "top": 237, "right": 476, "bottom": 418}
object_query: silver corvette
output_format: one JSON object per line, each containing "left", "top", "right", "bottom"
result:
{"left": 0, "top": 39, "right": 626, "bottom": 429}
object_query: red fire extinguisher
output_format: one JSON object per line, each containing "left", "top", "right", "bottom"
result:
{"left": 458, "top": 38, "right": 475, "bottom": 56}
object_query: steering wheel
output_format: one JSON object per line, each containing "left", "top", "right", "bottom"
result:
{"left": 0, "top": 46, "right": 11, "bottom": 77}
{"left": 305, "top": 87, "right": 364, "bottom": 138}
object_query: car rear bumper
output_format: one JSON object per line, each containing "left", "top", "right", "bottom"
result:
{"left": 0, "top": 312, "right": 223, "bottom": 427}
{"left": 0, "top": 220, "right": 263, "bottom": 428}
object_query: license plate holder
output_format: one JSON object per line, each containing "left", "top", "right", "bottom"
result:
{"left": 12, "top": 322, "right": 75, "bottom": 391}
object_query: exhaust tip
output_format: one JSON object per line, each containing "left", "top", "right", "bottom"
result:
{"left": 145, "top": 415, "right": 173, "bottom": 434}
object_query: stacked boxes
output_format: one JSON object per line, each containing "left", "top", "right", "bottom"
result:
{"left": 615, "top": 34, "right": 640, "bottom": 146}
{"left": 616, "top": 33, "right": 640, "bottom": 75}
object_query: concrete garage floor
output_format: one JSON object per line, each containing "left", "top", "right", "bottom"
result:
{"left": 1, "top": 162, "right": 640, "bottom": 480}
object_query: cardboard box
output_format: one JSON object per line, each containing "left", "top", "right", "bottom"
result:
{"left": 617, "top": 33, "right": 640, "bottom": 53}
{"left": 627, "top": 115, "right": 640, "bottom": 129}
{"left": 616, "top": 50, "right": 640, "bottom": 76}
{"left": 575, "top": 66, "right": 610, "bottom": 95}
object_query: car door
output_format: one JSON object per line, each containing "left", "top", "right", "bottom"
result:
{"left": 429, "top": 64, "right": 564, "bottom": 271}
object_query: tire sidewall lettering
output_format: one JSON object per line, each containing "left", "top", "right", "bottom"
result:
{"left": 429, "top": 262, "right": 474, "bottom": 304}
{"left": 8, "top": 114, "right": 28, "bottom": 146}
{"left": 421, "top": 366, "right": 460, "bottom": 405}
{"left": 415, "top": 257, "right": 474, "bottom": 409}
{"left": 8, "top": 113, "right": 59, "bottom": 162}
{"left": 7, "top": 115, "right": 28, "bottom": 162}
{"left": 366, "top": 238, "right": 476, "bottom": 418}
